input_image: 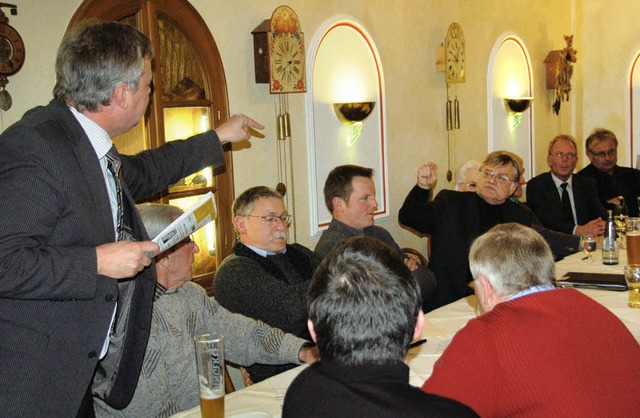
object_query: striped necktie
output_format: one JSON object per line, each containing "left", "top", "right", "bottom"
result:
{"left": 106, "top": 146, "right": 125, "bottom": 241}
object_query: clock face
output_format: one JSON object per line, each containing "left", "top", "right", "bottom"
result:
{"left": 270, "top": 32, "right": 306, "bottom": 93}
{"left": 0, "top": 24, "right": 25, "bottom": 77}
{"left": 445, "top": 23, "right": 465, "bottom": 83}
{"left": 268, "top": 5, "right": 306, "bottom": 94}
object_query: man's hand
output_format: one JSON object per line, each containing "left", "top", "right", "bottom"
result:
{"left": 403, "top": 257, "right": 419, "bottom": 272}
{"left": 215, "top": 114, "right": 264, "bottom": 144}
{"left": 575, "top": 218, "right": 606, "bottom": 237}
{"left": 96, "top": 240, "right": 160, "bottom": 279}
{"left": 298, "top": 345, "right": 320, "bottom": 364}
{"left": 416, "top": 163, "right": 437, "bottom": 190}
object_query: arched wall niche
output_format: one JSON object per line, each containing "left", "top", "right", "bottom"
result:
{"left": 487, "top": 34, "right": 535, "bottom": 177}
{"left": 305, "top": 17, "right": 387, "bottom": 237}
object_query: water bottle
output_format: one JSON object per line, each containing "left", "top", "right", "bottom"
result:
{"left": 603, "top": 209, "right": 619, "bottom": 265}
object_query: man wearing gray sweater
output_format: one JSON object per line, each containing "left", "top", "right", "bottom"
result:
{"left": 93, "top": 204, "right": 317, "bottom": 417}
{"left": 315, "top": 165, "right": 437, "bottom": 311}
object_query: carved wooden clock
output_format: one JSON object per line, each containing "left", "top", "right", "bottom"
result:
{"left": 0, "top": 4, "right": 24, "bottom": 110}
{"left": 268, "top": 6, "right": 306, "bottom": 94}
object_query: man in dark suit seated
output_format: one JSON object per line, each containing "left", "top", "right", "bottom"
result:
{"left": 578, "top": 128, "right": 640, "bottom": 216}
{"left": 399, "top": 151, "right": 578, "bottom": 310}
{"left": 527, "top": 134, "right": 606, "bottom": 236}
{"left": 314, "top": 164, "right": 437, "bottom": 311}
{"left": 214, "top": 186, "right": 321, "bottom": 383}
{"left": 283, "top": 236, "right": 478, "bottom": 418}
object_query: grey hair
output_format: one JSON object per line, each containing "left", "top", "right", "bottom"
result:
{"left": 54, "top": 20, "right": 154, "bottom": 112}
{"left": 469, "top": 223, "right": 555, "bottom": 297}
{"left": 136, "top": 203, "right": 184, "bottom": 240}
{"left": 455, "top": 160, "right": 480, "bottom": 190}
{"left": 232, "top": 186, "right": 284, "bottom": 218}
{"left": 548, "top": 134, "right": 577, "bottom": 155}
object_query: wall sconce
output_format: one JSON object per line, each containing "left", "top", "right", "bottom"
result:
{"left": 503, "top": 97, "right": 533, "bottom": 130}
{"left": 333, "top": 101, "right": 376, "bottom": 145}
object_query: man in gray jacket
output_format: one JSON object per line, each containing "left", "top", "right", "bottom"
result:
{"left": 315, "top": 165, "right": 437, "bottom": 311}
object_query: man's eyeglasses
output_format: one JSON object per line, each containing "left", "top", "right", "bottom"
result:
{"left": 588, "top": 149, "right": 616, "bottom": 159}
{"left": 550, "top": 151, "right": 577, "bottom": 160}
{"left": 245, "top": 214, "right": 293, "bottom": 226}
{"left": 480, "top": 169, "right": 513, "bottom": 186}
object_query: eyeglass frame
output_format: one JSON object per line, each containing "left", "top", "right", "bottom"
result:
{"left": 587, "top": 148, "right": 617, "bottom": 159}
{"left": 480, "top": 168, "right": 514, "bottom": 186}
{"left": 244, "top": 213, "right": 293, "bottom": 226}
{"left": 549, "top": 151, "right": 577, "bottom": 160}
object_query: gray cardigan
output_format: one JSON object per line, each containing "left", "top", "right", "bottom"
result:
{"left": 94, "top": 281, "right": 306, "bottom": 417}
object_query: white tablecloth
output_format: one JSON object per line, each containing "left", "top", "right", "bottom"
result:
{"left": 173, "top": 250, "right": 640, "bottom": 418}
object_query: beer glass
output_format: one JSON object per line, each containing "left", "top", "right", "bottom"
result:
{"left": 623, "top": 265, "right": 640, "bottom": 308}
{"left": 194, "top": 334, "right": 225, "bottom": 418}
{"left": 625, "top": 218, "right": 640, "bottom": 265}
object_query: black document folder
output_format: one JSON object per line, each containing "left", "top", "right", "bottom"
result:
{"left": 556, "top": 272, "right": 628, "bottom": 291}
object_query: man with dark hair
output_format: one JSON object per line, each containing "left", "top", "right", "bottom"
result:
{"left": 527, "top": 134, "right": 605, "bottom": 235}
{"left": 422, "top": 223, "right": 640, "bottom": 417}
{"left": 0, "top": 21, "right": 261, "bottom": 417}
{"left": 399, "top": 151, "right": 577, "bottom": 310}
{"left": 315, "top": 164, "right": 436, "bottom": 311}
{"left": 214, "top": 186, "right": 321, "bottom": 383}
{"left": 283, "top": 236, "right": 478, "bottom": 418}
{"left": 578, "top": 128, "right": 640, "bottom": 216}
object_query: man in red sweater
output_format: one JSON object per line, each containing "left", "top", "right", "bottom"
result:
{"left": 422, "top": 223, "right": 640, "bottom": 417}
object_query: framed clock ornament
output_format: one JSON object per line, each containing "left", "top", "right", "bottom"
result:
{"left": 268, "top": 6, "right": 306, "bottom": 94}
{"left": 0, "top": 4, "right": 24, "bottom": 111}
{"left": 445, "top": 22, "right": 465, "bottom": 84}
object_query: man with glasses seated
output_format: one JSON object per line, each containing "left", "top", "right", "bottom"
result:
{"left": 214, "top": 186, "right": 322, "bottom": 382}
{"left": 527, "top": 134, "right": 606, "bottom": 235}
{"left": 400, "top": 151, "right": 545, "bottom": 309}
{"left": 578, "top": 128, "right": 640, "bottom": 216}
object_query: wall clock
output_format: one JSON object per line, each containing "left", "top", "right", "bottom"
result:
{"left": 445, "top": 22, "right": 465, "bottom": 84}
{"left": 0, "top": 5, "right": 25, "bottom": 111}
{"left": 268, "top": 6, "right": 306, "bottom": 94}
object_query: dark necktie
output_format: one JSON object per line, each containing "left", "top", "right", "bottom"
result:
{"left": 106, "top": 146, "right": 125, "bottom": 241}
{"left": 560, "top": 182, "right": 574, "bottom": 224}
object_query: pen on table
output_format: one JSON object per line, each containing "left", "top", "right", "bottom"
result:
{"left": 409, "top": 338, "right": 427, "bottom": 348}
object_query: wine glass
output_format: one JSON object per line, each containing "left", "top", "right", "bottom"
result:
{"left": 581, "top": 235, "right": 596, "bottom": 263}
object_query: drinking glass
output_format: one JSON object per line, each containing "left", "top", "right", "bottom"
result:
{"left": 623, "top": 265, "right": 640, "bottom": 308}
{"left": 626, "top": 218, "right": 640, "bottom": 264}
{"left": 194, "top": 334, "right": 225, "bottom": 418}
{"left": 580, "top": 235, "right": 596, "bottom": 263}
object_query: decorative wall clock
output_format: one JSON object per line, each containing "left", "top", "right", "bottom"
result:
{"left": 269, "top": 6, "right": 306, "bottom": 94}
{"left": 0, "top": 4, "right": 24, "bottom": 111}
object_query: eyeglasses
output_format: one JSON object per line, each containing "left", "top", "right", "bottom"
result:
{"left": 245, "top": 214, "right": 293, "bottom": 226}
{"left": 176, "top": 236, "right": 194, "bottom": 248}
{"left": 550, "top": 151, "right": 577, "bottom": 160}
{"left": 588, "top": 149, "right": 616, "bottom": 159}
{"left": 480, "top": 169, "right": 513, "bottom": 185}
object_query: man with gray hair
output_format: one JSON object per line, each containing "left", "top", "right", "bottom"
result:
{"left": 214, "top": 186, "right": 322, "bottom": 383}
{"left": 0, "top": 21, "right": 262, "bottom": 417}
{"left": 422, "top": 223, "right": 640, "bottom": 417}
{"left": 94, "top": 203, "right": 317, "bottom": 417}
{"left": 454, "top": 160, "right": 480, "bottom": 192}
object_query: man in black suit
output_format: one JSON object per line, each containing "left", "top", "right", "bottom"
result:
{"left": 578, "top": 128, "right": 640, "bottom": 216}
{"left": 527, "top": 134, "right": 606, "bottom": 236}
{"left": 0, "top": 22, "right": 262, "bottom": 417}
{"left": 399, "top": 151, "right": 579, "bottom": 310}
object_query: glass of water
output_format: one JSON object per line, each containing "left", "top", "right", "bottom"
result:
{"left": 581, "top": 235, "right": 596, "bottom": 263}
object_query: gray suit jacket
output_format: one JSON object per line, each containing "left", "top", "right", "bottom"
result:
{"left": 526, "top": 172, "right": 606, "bottom": 234}
{"left": 0, "top": 99, "right": 226, "bottom": 416}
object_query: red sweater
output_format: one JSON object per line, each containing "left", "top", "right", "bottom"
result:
{"left": 422, "top": 288, "right": 640, "bottom": 417}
